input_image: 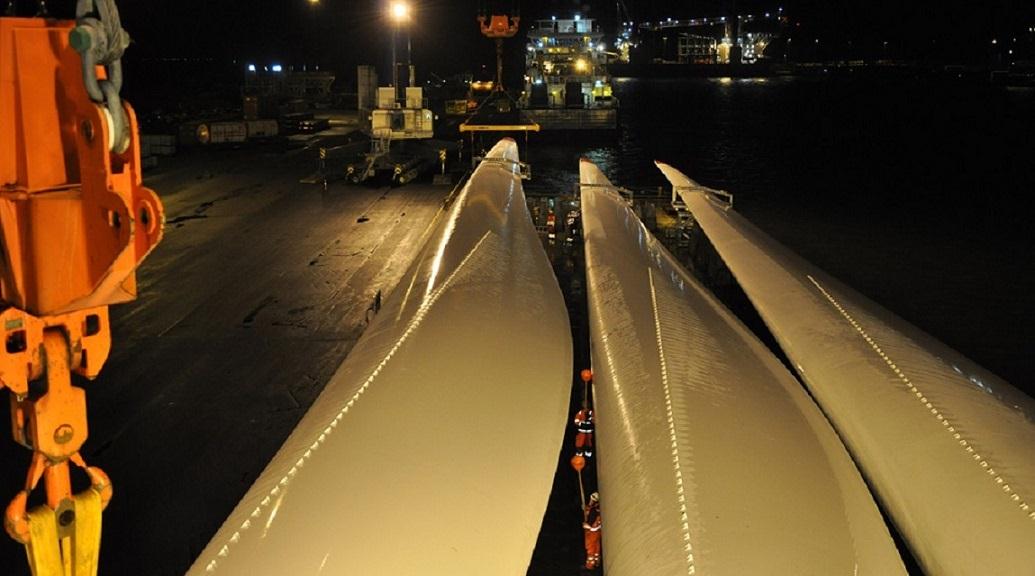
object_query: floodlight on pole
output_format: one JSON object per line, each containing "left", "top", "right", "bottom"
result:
{"left": 388, "top": 1, "right": 412, "bottom": 104}
{"left": 390, "top": 1, "right": 410, "bottom": 22}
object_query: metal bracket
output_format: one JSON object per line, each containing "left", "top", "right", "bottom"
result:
{"left": 474, "top": 156, "right": 531, "bottom": 180}
{"left": 578, "top": 182, "right": 637, "bottom": 204}
{"left": 674, "top": 185, "right": 733, "bottom": 210}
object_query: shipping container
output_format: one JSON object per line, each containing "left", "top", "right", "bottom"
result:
{"left": 245, "top": 119, "right": 279, "bottom": 139}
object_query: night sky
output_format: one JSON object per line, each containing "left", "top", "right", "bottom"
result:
{"left": 33, "top": 1, "right": 1033, "bottom": 68}
{"left": 18, "top": 0, "right": 1035, "bottom": 102}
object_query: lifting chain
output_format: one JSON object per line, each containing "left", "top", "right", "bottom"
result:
{"left": 69, "top": 0, "right": 131, "bottom": 153}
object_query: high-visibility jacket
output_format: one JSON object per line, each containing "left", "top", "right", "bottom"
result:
{"left": 574, "top": 408, "right": 594, "bottom": 434}
{"left": 583, "top": 501, "right": 602, "bottom": 568}
{"left": 584, "top": 503, "right": 601, "bottom": 532}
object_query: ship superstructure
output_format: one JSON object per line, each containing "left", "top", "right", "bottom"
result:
{"left": 521, "top": 16, "right": 618, "bottom": 130}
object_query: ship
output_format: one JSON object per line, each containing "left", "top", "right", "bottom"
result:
{"left": 520, "top": 15, "right": 618, "bottom": 130}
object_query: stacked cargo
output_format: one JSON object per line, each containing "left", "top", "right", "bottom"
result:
{"left": 177, "top": 120, "right": 281, "bottom": 146}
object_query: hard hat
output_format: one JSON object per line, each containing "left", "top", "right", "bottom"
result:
{"left": 580, "top": 369, "right": 593, "bottom": 383}
{"left": 589, "top": 492, "right": 599, "bottom": 502}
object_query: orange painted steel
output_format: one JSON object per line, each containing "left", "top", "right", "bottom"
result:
{"left": 478, "top": 14, "right": 520, "bottom": 92}
{"left": 1, "top": 17, "right": 164, "bottom": 316}
{"left": 477, "top": 14, "right": 519, "bottom": 39}
{"left": 0, "top": 14, "right": 163, "bottom": 572}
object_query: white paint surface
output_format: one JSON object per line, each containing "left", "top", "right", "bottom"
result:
{"left": 580, "top": 160, "right": 905, "bottom": 576}
{"left": 189, "top": 139, "right": 571, "bottom": 575}
{"left": 657, "top": 161, "right": 1035, "bottom": 575}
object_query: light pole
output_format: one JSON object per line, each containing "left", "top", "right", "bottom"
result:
{"left": 389, "top": 1, "right": 410, "bottom": 104}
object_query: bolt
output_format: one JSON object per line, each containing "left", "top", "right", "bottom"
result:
{"left": 54, "top": 424, "right": 74, "bottom": 445}
{"left": 81, "top": 120, "right": 95, "bottom": 143}
{"left": 58, "top": 509, "right": 75, "bottom": 527}
{"left": 69, "top": 27, "right": 93, "bottom": 54}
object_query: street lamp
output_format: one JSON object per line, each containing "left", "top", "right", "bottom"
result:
{"left": 389, "top": 1, "right": 412, "bottom": 103}
{"left": 391, "top": 1, "right": 409, "bottom": 21}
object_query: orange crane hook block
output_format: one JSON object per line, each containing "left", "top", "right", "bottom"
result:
{"left": 0, "top": 12, "right": 163, "bottom": 576}
{"left": 477, "top": 14, "right": 519, "bottom": 39}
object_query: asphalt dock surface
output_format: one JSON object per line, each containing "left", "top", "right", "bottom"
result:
{"left": 0, "top": 144, "right": 451, "bottom": 575}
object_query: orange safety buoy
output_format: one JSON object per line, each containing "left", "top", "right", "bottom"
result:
{"left": 580, "top": 369, "right": 593, "bottom": 383}
{"left": 570, "top": 454, "right": 586, "bottom": 472}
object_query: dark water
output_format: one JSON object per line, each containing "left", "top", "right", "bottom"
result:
{"left": 529, "top": 77, "right": 1035, "bottom": 395}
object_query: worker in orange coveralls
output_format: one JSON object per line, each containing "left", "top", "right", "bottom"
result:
{"left": 574, "top": 404, "right": 594, "bottom": 457}
{"left": 583, "top": 491, "right": 602, "bottom": 569}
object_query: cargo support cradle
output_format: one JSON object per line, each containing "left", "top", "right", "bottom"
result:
{"left": 0, "top": 8, "right": 163, "bottom": 576}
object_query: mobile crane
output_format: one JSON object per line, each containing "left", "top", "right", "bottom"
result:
{"left": 1, "top": 1, "right": 163, "bottom": 574}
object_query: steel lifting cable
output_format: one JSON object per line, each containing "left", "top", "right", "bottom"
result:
{"left": 70, "top": 0, "right": 131, "bottom": 153}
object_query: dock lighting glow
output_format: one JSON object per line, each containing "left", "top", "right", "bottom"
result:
{"left": 247, "top": 64, "right": 256, "bottom": 72}
{"left": 390, "top": 1, "right": 409, "bottom": 22}
{"left": 271, "top": 64, "right": 283, "bottom": 72}
{"left": 574, "top": 14, "right": 581, "bottom": 21}
{"left": 574, "top": 58, "right": 588, "bottom": 72}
